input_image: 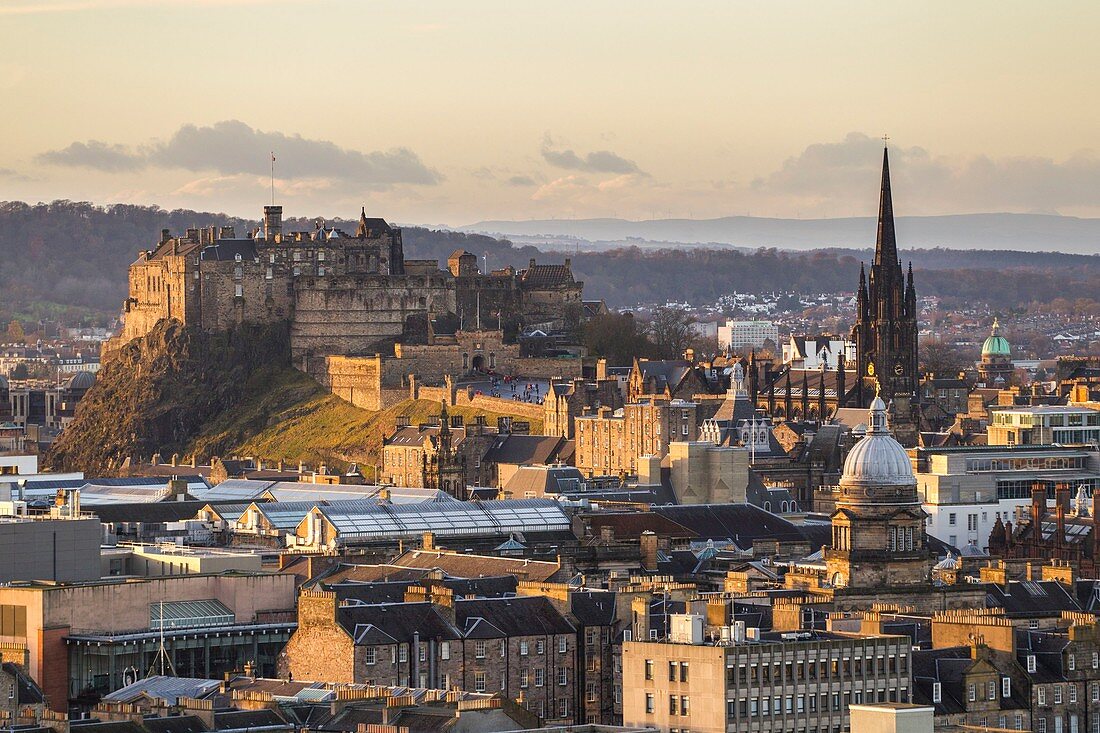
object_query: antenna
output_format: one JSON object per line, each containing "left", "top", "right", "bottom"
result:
{"left": 270, "top": 151, "right": 276, "bottom": 206}
{"left": 148, "top": 599, "right": 177, "bottom": 678}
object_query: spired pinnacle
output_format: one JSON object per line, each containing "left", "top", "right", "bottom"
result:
{"left": 874, "top": 146, "right": 898, "bottom": 267}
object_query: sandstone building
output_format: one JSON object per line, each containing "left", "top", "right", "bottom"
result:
{"left": 107, "top": 207, "right": 584, "bottom": 372}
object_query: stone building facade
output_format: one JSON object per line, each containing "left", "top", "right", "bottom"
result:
{"left": 573, "top": 398, "right": 699, "bottom": 477}
{"left": 284, "top": 588, "right": 579, "bottom": 725}
{"left": 106, "top": 207, "right": 584, "bottom": 368}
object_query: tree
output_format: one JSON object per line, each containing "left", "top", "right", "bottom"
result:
{"left": 6, "top": 320, "right": 24, "bottom": 342}
{"left": 582, "top": 312, "right": 655, "bottom": 366}
{"left": 645, "top": 306, "right": 696, "bottom": 360}
{"left": 919, "top": 338, "right": 971, "bottom": 379}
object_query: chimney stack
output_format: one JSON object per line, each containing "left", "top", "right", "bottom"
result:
{"left": 640, "top": 530, "right": 658, "bottom": 571}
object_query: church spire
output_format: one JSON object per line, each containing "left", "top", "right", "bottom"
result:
{"left": 874, "top": 146, "right": 897, "bottom": 267}
{"left": 356, "top": 206, "right": 369, "bottom": 238}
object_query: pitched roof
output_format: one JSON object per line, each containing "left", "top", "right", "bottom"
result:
{"left": 339, "top": 601, "right": 461, "bottom": 643}
{"left": 520, "top": 263, "right": 574, "bottom": 287}
{"left": 456, "top": 596, "right": 574, "bottom": 638}
{"left": 391, "top": 548, "right": 561, "bottom": 582}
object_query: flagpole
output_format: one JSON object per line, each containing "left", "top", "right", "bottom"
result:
{"left": 270, "top": 152, "right": 275, "bottom": 205}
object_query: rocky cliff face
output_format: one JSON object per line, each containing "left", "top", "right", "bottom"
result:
{"left": 47, "top": 319, "right": 290, "bottom": 473}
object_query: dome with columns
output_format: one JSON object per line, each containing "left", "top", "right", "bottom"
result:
{"left": 840, "top": 392, "right": 916, "bottom": 489}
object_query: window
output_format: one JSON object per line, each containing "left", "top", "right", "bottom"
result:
{"left": 537, "top": 639, "right": 546, "bottom": 654}
{"left": 670, "top": 695, "right": 678, "bottom": 715}
{"left": 1028, "top": 655, "right": 1038, "bottom": 673}
{"left": 475, "top": 640, "right": 487, "bottom": 659}
{"left": 1093, "top": 652, "right": 1098, "bottom": 669}
{"left": 365, "top": 647, "right": 377, "bottom": 665}
{"left": 535, "top": 669, "right": 544, "bottom": 687}
{"left": 1004, "top": 677, "right": 1012, "bottom": 698}
{"left": 520, "top": 669, "right": 529, "bottom": 688}
{"left": 1038, "top": 719, "right": 1047, "bottom": 733}
{"left": 669, "top": 661, "right": 678, "bottom": 681}
{"left": 441, "top": 641, "right": 450, "bottom": 660}
{"left": 1016, "top": 714, "right": 1024, "bottom": 730}
{"left": 399, "top": 645, "right": 408, "bottom": 663}
{"left": 474, "top": 671, "right": 486, "bottom": 693}
{"left": 968, "top": 684, "right": 976, "bottom": 702}
{"left": 645, "top": 693, "right": 655, "bottom": 714}
{"left": 932, "top": 683, "right": 942, "bottom": 703}
{"left": 989, "top": 681, "right": 997, "bottom": 700}
{"left": 558, "top": 636, "right": 567, "bottom": 653}
{"left": 1093, "top": 684, "right": 1099, "bottom": 703}
{"left": 949, "top": 513, "right": 957, "bottom": 525}
{"left": 1038, "top": 688, "right": 1047, "bottom": 705}
{"left": 234, "top": 283, "right": 243, "bottom": 297}
{"left": 558, "top": 668, "right": 568, "bottom": 686}
{"left": 681, "top": 662, "right": 689, "bottom": 682}
{"left": 1070, "top": 655, "right": 1076, "bottom": 671}
{"left": 681, "top": 696, "right": 690, "bottom": 716}
{"left": 1070, "top": 686, "right": 1078, "bottom": 703}
{"left": 520, "top": 641, "right": 529, "bottom": 656}
{"left": 1054, "top": 686, "right": 1062, "bottom": 704}
{"left": 645, "top": 659, "right": 653, "bottom": 680}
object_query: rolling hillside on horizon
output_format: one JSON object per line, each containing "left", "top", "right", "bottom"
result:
{"left": 459, "top": 212, "right": 1100, "bottom": 254}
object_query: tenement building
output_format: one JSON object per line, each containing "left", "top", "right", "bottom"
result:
{"left": 106, "top": 206, "right": 583, "bottom": 365}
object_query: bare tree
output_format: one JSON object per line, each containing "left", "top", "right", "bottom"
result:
{"left": 645, "top": 306, "right": 696, "bottom": 360}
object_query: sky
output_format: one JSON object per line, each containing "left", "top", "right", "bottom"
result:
{"left": 1, "top": 0, "right": 1099, "bottom": 226}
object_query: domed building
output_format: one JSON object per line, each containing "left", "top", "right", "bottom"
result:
{"left": 824, "top": 389, "right": 931, "bottom": 590}
{"left": 977, "top": 318, "right": 1014, "bottom": 387}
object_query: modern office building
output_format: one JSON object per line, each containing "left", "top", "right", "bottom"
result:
{"left": 914, "top": 444, "right": 1100, "bottom": 551}
{"left": 987, "top": 405, "right": 1100, "bottom": 447}
{"left": 622, "top": 616, "right": 912, "bottom": 733}
{"left": 719, "top": 320, "right": 780, "bottom": 352}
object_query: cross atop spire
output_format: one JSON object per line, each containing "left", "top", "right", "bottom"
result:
{"left": 874, "top": 146, "right": 898, "bottom": 266}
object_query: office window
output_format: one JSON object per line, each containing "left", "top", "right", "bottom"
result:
{"left": 750, "top": 699, "right": 759, "bottom": 716}
{"left": 681, "top": 696, "right": 690, "bottom": 716}
{"left": 645, "top": 693, "right": 655, "bottom": 714}
{"left": 645, "top": 659, "right": 653, "bottom": 680}
{"left": 669, "top": 661, "right": 678, "bottom": 681}
{"left": 681, "top": 662, "right": 689, "bottom": 682}
{"left": 670, "top": 695, "right": 678, "bottom": 715}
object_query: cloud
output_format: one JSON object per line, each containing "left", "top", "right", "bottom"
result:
{"left": 540, "top": 135, "right": 645, "bottom": 175}
{"left": 36, "top": 120, "right": 440, "bottom": 189}
{"left": 0, "top": 167, "right": 32, "bottom": 181}
{"left": 506, "top": 175, "right": 537, "bottom": 187}
{"left": 751, "top": 132, "right": 1100, "bottom": 214}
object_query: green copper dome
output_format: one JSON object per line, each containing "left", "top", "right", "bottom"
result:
{"left": 982, "top": 318, "right": 1011, "bottom": 357}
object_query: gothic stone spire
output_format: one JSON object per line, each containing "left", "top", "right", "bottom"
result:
{"left": 874, "top": 147, "right": 898, "bottom": 267}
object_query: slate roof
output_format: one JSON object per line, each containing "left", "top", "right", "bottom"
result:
{"left": 142, "top": 716, "right": 208, "bottom": 733}
{"left": 199, "top": 240, "right": 258, "bottom": 262}
{"left": 520, "top": 263, "right": 574, "bottom": 287}
{"left": 482, "top": 434, "right": 567, "bottom": 466}
{"left": 390, "top": 548, "right": 562, "bottom": 582}
{"left": 570, "top": 590, "right": 618, "bottom": 627}
{"left": 91, "top": 500, "right": 251, "bottom": 524}
{"left": 212, "top": 709, "right": 288, "bottom": 730}
{"left": 339, "top": 601, "right": 461, "bottom": 644}
{"left": 653, "top": 503, "right": 808, "bottom": 545}
{"left": 2, "top": 661, "right": 45, "bottom": 704}
{"left": 985, "top": 580, "right": 1082, "bottom": 616}
{"left": 503, "top": 464, "right": 585, "bottom": 496}
{"left": 635, "top": 360, "right": 694, "bottom": 394}
{"left": 456, "top": 596, "right": 574, "bottom": 638}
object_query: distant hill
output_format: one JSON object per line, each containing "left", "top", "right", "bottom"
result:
{"left": 461, "top": 213, "right": 1100, "bottom": 254}
{"left": 3, "top": 201, "right": 1100, "bottom": 324}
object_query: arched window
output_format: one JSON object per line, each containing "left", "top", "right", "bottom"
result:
{"left": 489, "top": 352, "right": 496, "bottom": 369}
{"left": 764, "top": 501, "right": 771, "bottom": 512}
{"left": 462, "top": 353, "right": 469, "bottom": 370}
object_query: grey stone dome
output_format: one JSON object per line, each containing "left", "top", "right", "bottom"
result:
{"left": 840, "top": 395, "right": 915, "bottom": 488}
{"left": 65, "top": 371, "right": 96, "bottom": 390}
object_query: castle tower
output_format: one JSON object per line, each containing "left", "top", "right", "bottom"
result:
{"left": 824, "top": 387, "right": 931, "bottom": 589}
{"left": 852, "top": 147, "right": 919, "bottom": 408}
{"left": 263, "top": 205, "right": 282, "bottom": 241}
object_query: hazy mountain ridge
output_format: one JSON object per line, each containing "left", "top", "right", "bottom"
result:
{"left": 461, "top": 213, "right": 1100, "bottom": 254}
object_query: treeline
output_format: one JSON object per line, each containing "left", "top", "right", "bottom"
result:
{"left": 2, "top": 200, "right": 1099, "bottom": 324}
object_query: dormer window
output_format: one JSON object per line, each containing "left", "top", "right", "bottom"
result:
{"left": 932, "top": 682, "right": 942, "bottom": 703}
{"left": 1027, "top": 655, "right": 1037, "bottom": 673}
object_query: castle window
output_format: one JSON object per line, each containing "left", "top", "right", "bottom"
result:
{"left": 318, "top": 250, "right": 325, "bottom": 261}
{"left": 462, "top": 353, "right": 469, "bottom": 370}
{"left": 234, "top": 284, "right": 243, "bottom": 298}
{"left": 489, "top": 353, "right": 496, "bottom": 369}
{"left": 234, "top": 266, "right": 243, "bottom": 280}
